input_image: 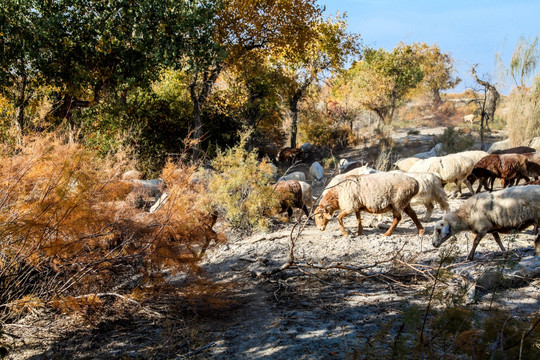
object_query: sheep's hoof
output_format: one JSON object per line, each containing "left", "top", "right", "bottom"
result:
{"left": 383, "top": 231, "right": 393, "bottom": 236}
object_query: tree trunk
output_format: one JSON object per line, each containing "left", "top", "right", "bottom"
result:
{"left": 289, "top": 96, "right": 299, "bottom": 148}
{"left": 472, "top": 66, "right": 500, "bottom": 147}
{"left": 14, "top": 69, "right": 28, "bottom": 147}
{"left": 189, "top": 65, "right": 223, "bottom": 161}
{"left": 432, "top": 88, "right": 442, "bottom": 109}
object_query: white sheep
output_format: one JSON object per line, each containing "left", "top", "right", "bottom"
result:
{"left": 392, "top": 171, "right": 449, "bottom": 221}
{"left": 408, "top": 153, "right": 475, "bottom": 197}
{"left": 394, "top": 157, "right": 421, "bottom": 172}
{"left": 278, "top": 171, "right": 306, "bottom": 182}
{"left": 338, "top": 158, "right": 351, "bottom": 173}
{"left": 433, "top": 186, "right": 540, "bottom": 260}
{"left": 121, "top": 169, "right": 143, "bottom": 180}
{"left": 314, "top": 172, "right": 424, "bottom": 237}
{"left": 321, "top": 166, "right": 377, "bottom": 197}
{"left": 456, "top": 150, "right": 489, "bottom": 164}
{"left": 309, "top": 161, "right": 324, "bottom": 185}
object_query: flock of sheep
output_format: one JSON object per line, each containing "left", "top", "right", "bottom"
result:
{"left": 273, "top": 146, "right": 540, "bottom": 261}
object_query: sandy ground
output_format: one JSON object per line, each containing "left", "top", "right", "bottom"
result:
{"left": 193, "top": 185, "right": 539, "bottom": 359}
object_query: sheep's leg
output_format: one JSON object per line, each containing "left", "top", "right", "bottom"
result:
{"left": 476, "top": 178, "right": 484, "bottom": 193}
{"left": 337, "top": 210, "right": 353, "bottom": 237}
{"left": 403, "top": 205, "right": 424, "bottom": 236}
{"left": 355, "top": 211, "right": 363, "bottom": 235}
{"left": 491, "top": 232, "right": 506, "bottom": 252}
{"left": 464, "top": 178, "right": 474, "bottom": 195}
{"left": 287, "top": 207, "right": 293, "bottom": 219}
{"left": 489, "top": 177, "right": 496, "bottom": 192}
{"left": 422, "top": 203, "right": 434, "bottom": 222}
{"left": 467, "top": 233, "right": 486, "bottom": 261}
{"left": 301, "top": 205, "right": 310, "bottom": 218}
{"left": 384, "top": 208, "right": 402, "bottom": 236}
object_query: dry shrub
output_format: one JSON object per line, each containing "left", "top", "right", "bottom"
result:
{"left": 0, "top": 135, "right": 224, "bottom": 321}
{"left": 506, "top": 86, "right": 540, "bottom": 146}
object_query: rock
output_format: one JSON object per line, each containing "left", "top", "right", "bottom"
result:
{"left": 487, "top": 139, "right": 510, "bottom": 153}
{"left": 528, "top": 137, "right": 540, "bottom": 151}
{"left": 414, "top": 143, "right": 444, "bottom": 159}
{"left": 476, "top": 256, "right": 540, "bottom": 291}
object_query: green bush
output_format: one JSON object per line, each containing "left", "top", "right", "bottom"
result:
{"left": 437, "top": 126, "right": 475, "bottom": 154}
{"left": 209, "top": 132, "right": 279, "bottom": 233}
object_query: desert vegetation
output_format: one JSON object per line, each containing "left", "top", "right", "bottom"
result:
{"left": 1, "top": 1, "right": 540, "bottom": 359}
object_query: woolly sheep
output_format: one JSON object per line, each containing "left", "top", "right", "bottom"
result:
{"left": 321, "top": 166, "right": 377, "bottom": 197}
{"left": 467, "top": 153, "right": 530, "bottom": 192}
{"left": 394, "top": 157, "right": 421, "bottom": 172}
{"left": 491, "top": 146, "right": 535, "bottom": 155}
{"left": 309, "top": 161, "right": 324, "bottom": 185}
{"left": 433, "top": 186, "right": 540, "bottom": 260}
{"left": 408, "top": 154, "right": 475, "bottom": 197}
{"left": 273, "top": 180, "right": 309, "bottom": 219}
{"left": 392, "top": 171, "right": 449, "bottom": 221}
{"left": 314, "top": 173, "right": 424, "bottom": 237}
{"left": 457, "top": 150, "right": 489, "bottom": 164}
{"left": 298, "top": 180, "right": 314, "bottom": 211}
{"left": 277, "top": 147, "right": 303, "bottom": 163}
{"left": 278, "top": 171, "right": 306, "bottom": 182}
{"left": 121, "top": 170, "right": 143, "bottom": 181}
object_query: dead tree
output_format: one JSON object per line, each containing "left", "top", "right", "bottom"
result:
{"left": 471, "top": 65, "right": 500, "bottom": 148}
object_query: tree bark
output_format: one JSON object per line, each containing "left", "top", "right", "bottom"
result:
{"left": 289, "top": 95, "right": 299, "bottom": 148}
{"left": 14, "top": 68, "right": 28, "bottom": 147}
{"left": 189, "top": 65, "right": 223, "bottom": 161}
{"left": 472, "top": 66, "right": 500, "bottom": 149}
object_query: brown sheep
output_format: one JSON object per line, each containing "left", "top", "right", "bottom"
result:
{"left": 277, "top": 147, "right": 303, "bottom": 164}
{"left": 491, "top": 146, "right": 536, "bottom": 155}
{"left": 273, "top": 180, "right": 309, "bottom": 219}
{"left": 467, "top": 154, "right": 530, "bottom": 192}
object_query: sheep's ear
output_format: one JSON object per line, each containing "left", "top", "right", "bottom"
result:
{"left": 441, "top": 224, "right": 451, "bottom": 239}
{"left": 323, "top": 206, "right": 333, "bottom": 219}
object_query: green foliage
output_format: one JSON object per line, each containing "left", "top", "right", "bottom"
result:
{"left": 209, "top": 132, "right": 279, "bottom": 233}
{"left": 437, "top": 126, "right": 475, "bottom": 154}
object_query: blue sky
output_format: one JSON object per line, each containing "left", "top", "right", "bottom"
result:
{"left": 321, "top": 0, "right": 540, "bottom": 94}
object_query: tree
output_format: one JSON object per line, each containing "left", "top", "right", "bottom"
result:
{"left": 183, "top": 0, "right": 323, "bottom": 158}
{"left": 1, "top": 0, "right": 211, "bottom": 140}
{"left": 347, "top": 43, "right": 424, "bottom": 126}
{"left": 497, "top": 35, "right": 540, "bottom": 91}
{"left": 412, "top": 43, "right": 461, "bottom": 107}
{"left": 0, "top": 0, "right": 40, "bottom": 144}
{"left": 496, "top": 36, "right": 540, "bottom": 145}
{"left": 471, "top": 65, "right": 500, "bottom": 146}
{"left": 279, "top": 14, "right": 361, "bottom": 148}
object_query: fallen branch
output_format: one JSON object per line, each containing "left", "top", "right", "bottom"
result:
{"left": 176, "top": 341, "right": 216, "bottom": 359}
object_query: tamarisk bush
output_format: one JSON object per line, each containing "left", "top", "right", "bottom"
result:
{"left": 0, "top": 135, "right": 223, "bottom": 320}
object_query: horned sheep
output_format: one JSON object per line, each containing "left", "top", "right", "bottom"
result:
{"left": 408, "top": 153, "right": 475, "bottom": 197}
{"left": 433, "top": 186, "right": 540, "bottom": 260}
{"left": 314, "top": 172, "right": 424, "bottom": 237}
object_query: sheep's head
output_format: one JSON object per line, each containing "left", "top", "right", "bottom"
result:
{"left": 433, "top": 219, "right": 453, "bottom": 247}
{"left": 314, "top": 205, "right": 333, "bottom": 231}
